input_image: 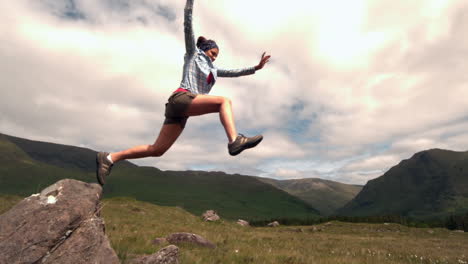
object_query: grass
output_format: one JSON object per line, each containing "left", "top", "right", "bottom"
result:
{"left": 99, "top": 197, "right": 468, "bottom": 264}
{"left": 1, "top": 196, "right": 467, "bottom": 263}
{"left": 0, "top": 194, "right": 22, "bottom": 215}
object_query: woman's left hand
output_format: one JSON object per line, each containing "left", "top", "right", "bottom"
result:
{"left": 255, "top": 52, "right": 271, "bottom": 71}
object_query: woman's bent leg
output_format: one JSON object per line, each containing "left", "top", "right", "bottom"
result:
{"left": 110, "top": 123, "right": 184, "bottom": 162}
{"left": 185, "top": 94, "right": 237, "bottom": 143}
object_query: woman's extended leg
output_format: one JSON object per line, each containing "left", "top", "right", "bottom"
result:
{"left": 185, "top": 94, "right": 237, "bottom": 142}
{"left": 110, "top": 123, "right": 184, "bottom": 162}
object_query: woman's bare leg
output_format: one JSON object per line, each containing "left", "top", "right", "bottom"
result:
{"left": 110, "top": 123, "right": 183, "bottom": 163}
{"left": 185, "top": 94, "right": 237, "bottom": 143}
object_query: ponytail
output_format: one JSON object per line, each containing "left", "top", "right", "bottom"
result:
{"left": 196, "top": 36, "right": 208, "bottom": 49}
{"left": 196, "top": 36, "right": 219, "bottom": 52}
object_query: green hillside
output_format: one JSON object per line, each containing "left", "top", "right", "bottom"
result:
{"left": 0, "top": 133, "right": 318, "bottom": 220}
{"left": 258, "top": 177, "right": 362, "bottom": 215}
{"left": 338, "top": 149, "right": 468, "bottom": 219}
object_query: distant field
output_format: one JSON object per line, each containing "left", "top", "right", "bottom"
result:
{"left": 1, "top": 196, "right": 467, "bottom": 264}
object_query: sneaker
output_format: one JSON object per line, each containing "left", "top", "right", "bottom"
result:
{"left": 96, "top": 152, "right": 113, "bottom": 186}
{"left": 228, "top": 134, "right": 263, "bottom": 156}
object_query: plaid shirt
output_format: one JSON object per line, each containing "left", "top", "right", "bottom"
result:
{"left": 179, "top": 0, "right": 256, "bottom": 95}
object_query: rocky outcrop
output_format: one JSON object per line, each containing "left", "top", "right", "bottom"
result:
{"left": 237, "top": 219, "right": 250, "bottom": 227}
{"left": 0, "top": 179, "right": 119, "bottom": 264}
{"left": 166, "top": 232, "right": 216, "bottom": 248}
{"left": 130, "top": 245, "right": 179, "bottom": 264}
{"left": 202, "top": 210, "right": 220, "bottom": 222}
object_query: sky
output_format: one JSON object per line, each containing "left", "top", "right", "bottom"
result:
{"left": 1, "top": 0, "right": 467, "bottom": 185}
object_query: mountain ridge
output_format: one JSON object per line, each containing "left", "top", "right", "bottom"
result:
{"left": 257, "top": 177, "right": 362, "bottom": 216}
{"left": 0, "top": 132, "right": 319, "bottom": 220}
{"left": 6, "top": 132, "right": 466, "bottom": 220}
{"left": 338, "top": 148, "right": 468, "bottom": 219}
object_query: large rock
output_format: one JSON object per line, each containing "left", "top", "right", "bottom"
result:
{"left": 166, "top": 232, "right": 216, "bottom": 248}
{"left": 202, "top": 210, "right": 220, "bottom": 222}
{"left": 130, "top": 245, "right": 179, "bottom": 264}
{"left": 0, "top": 179, "right": 119, "bottom": 264}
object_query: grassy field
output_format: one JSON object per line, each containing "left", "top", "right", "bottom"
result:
{"left": 1, "top": 196, "right": 467, "bottom": 264}
{"left": 99, "top": 198, "right": 468, "bottom": 264}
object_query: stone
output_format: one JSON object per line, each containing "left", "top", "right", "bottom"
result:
{"left": 267, "top": 221, "right": 280, "bottom": 227}
{"left": 237, "top": 219, "right": 250, "bottom": 227}
{"left": 202, "top": 210, "right": 220, "bottom": 222}
{"left": 310, "top": 226, "right": 323, "bottom": 232}
{"left": 130, "top": 245, "right": 179, "bottom": 264}
{"left": 166, "top": 232, "right": 216, "bottom": 248}
{"left": 0, "top": 179, "right": 119, "bottom": 264}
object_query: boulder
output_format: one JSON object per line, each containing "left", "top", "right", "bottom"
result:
{"left": 202, "top": 210, "right": 220, "bottom": 222}
{"left": 166, "top": 232, "right": 216, "bottom": 248}
{"left": 0, "top": 179, "right": 119, "bottom": 264}
{"left": 130, "top": 245, "right": 179, "bottom": 264}
{"left": 267, "top": 221, "right": 280, "bottom": 227}
{"left": 237, "top": 219, "right": 250, "bottom": 227}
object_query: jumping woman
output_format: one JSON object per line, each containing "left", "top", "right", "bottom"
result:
{"left": 96, "top": 0, "right": 271, "bottom": 185}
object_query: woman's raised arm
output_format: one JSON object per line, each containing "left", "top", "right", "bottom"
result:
{"left": 184, "top": 0, "right": 196, "bottom": 55}
{"left": 218, "top": 52, "right": 271, "bottom": 77}
{"left": 217, "top": 67, "right": 256, "bottom": 78}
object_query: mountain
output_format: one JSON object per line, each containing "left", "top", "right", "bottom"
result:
{"left": 338, "top": 149, "right": 468, "bottom": 219}
{"left": 257, "top": 177, "right": 362, "bottom": 216}
{"left": 0, "top": 132, "right": 319, "bottom": 220}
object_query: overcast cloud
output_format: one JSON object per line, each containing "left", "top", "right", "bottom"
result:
{"left": 1, "top": 0, "right": 467, "bottom": 184}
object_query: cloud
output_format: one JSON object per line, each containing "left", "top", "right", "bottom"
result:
{"left": 1, "top": 0, "right": 467, "bottom": 185}
{"left": 32, "top": 0, "right": 178, "bottom": 24}
{"left": 342, "top": 154, "right": 400, "bottom": 173}
{"left": 273, "top": 168, "right": 305, "bottom": 180}
{"left": 335, "top": 119, "right": 468, "bottom": 184}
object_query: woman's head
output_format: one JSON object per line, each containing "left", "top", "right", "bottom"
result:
{"left": 197, "top": 36, "right": 219, "bottom": 62}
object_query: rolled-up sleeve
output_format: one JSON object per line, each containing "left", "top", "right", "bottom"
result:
{"left": 217, "top": 66, "right": 256, "bottom": 78}
{"left": 184, "top": 0, "right": 196, "bottom": 55}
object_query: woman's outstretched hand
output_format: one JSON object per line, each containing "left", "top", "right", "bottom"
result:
{"left": 255, "top": 52, "right": 271, "bottom": 71}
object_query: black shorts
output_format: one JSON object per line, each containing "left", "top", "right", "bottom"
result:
{"left": 164, "top": 91, "right": 197, "bottom": 128}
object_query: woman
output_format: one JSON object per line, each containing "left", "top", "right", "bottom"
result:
{"left": 96, "top": 0, "right": 271, "bottom": 185}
